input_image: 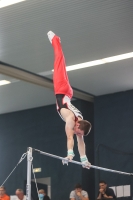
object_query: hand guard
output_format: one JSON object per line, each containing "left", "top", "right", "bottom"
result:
{"left": 80, "top": 155, "right": 91, "bottom": 168}
{"left": 67, "top": 149, "right": 75, "bottom": 158}
{"left": 62, "top": 149, "right": 75, "bottom": 165}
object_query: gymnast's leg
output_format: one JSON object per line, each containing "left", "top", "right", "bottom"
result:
{"left": 47, "top": 31, "right": 73, "bottom": 99}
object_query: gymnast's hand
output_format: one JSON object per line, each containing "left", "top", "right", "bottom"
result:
{"left": 62, "top": 155, "right": 74, "bottom": 165}
{"left": 81, "top": 160, "right": 91, "bottom": 169}
{"left": 80, "top": 155, "right": 91, "bottom": 169}
{"left": 66, "top": 154, "right": 74, "bottom": 161}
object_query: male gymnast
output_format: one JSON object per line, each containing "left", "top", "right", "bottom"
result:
{"left": 47, "top": 31, "right": 92, "bottom": 167}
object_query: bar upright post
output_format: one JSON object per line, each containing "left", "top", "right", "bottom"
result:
{"left": 26, "top": 147, "right": 33, "bottom": 200}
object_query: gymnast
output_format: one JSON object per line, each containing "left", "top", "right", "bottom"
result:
{"left": 47, "top": 31, "right": 92, "bottom": 167}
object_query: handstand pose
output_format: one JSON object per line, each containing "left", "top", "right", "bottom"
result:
{"left": 47, "top": 31, "right": 92, "bottom": 167}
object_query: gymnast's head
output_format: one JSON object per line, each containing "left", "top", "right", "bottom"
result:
{"left": 74, "top": 119, "right": 92, "bottom": 136}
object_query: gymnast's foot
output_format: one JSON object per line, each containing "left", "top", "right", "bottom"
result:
{"left": 47, "top": 31, "right": 55, "bottom": 43}
{"left": 47, "top": 31, "right": 61, "bottom": 44}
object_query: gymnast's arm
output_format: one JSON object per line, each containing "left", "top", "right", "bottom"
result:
{"left": 76, "top": 135, "right": 91, "bottom": 167}
{"left": 65, "top": 116, "right": 75, "bottom": 152}
{"left": 76, "top": 135, "right": 86, "bottom": 156}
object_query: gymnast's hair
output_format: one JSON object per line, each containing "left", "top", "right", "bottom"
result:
{"left": 78, "top": 120, "right": 92, "bottom": 136}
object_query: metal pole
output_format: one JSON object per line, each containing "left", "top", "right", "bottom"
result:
{"left": 26, "top": 147, "right": 33, "bottom": 200}
{"left": 33, "top": 148, "right": 133, "bottom": 176}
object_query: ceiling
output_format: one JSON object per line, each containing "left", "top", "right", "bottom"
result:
{"left": 0, "top": 0, "right": 133, "bottom": 114}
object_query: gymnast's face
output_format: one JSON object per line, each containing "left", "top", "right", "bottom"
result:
{"left": 74, "top": 121, "right": 84, "bottom": 136}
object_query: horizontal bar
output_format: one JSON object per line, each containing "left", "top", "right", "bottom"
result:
{"left": 33, "top": 148, "right": 133, "bottom": 176}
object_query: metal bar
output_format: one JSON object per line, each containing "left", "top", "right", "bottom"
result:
{"left": 33, "top": 148, "right": 133, "bottom": 176}
{"left": 26, "top": 147, "right": 33, "bottom": 200}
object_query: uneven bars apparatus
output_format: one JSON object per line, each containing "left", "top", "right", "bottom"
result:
{"left": 26, "top": 147, "right": 133, "bottom": 200}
